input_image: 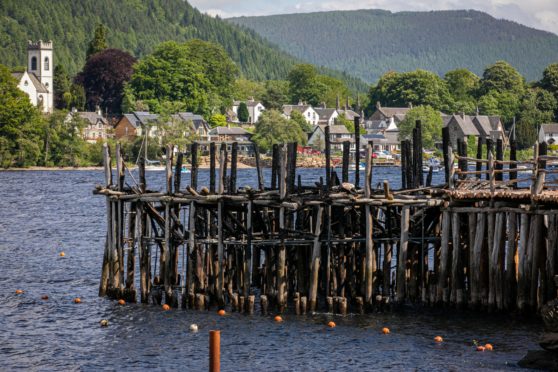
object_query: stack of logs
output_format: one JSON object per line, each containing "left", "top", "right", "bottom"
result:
{"left": 95, "top": 120, "right": 558, "bottom": 315}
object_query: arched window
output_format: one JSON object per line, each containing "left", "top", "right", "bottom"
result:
{"left": 31, "top": 57, "right": 37, "bottom": 70}
{"left": 44, "top": 57, "right": 49, "bottom": 71}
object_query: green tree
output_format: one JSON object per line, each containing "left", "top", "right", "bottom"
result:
{"left": 289, "top": 110, "right": 312, "bottom": 133}
{"left": 540, "top": 63, "right": 558, "bottom": 96}
{"left": 42, "top": 112, "right": 88, "bottom": 166}
{"left": 86, "top": 24, "right": 108, "bottom": 59}
{"left": 287, "top": 64, "right": 325, "bottom": 106}
{"left": 335, "top": 114, "right": 365, "bottom": 134}
{"left": 368, "top": 70, "right": 454, "bottom": 112}
{"left": 53, "top": 65, "right": 72, "bottom": 109}
{"left": 515, "top": 88, "right": 557, "bottom": 148}
{"left": 237, "top": 102, "right": 249, "bottom": 122}
{"left": 444, "top": 68, "right": 479, "bottom": 101}
{"left": 233, "top": 78, "right": 265, "bottom": 101}
{"left": 0, "top": 64, "right": 43, "bottom": 167}
{"left": 209, "top": 113, "right": 227, "bottom": 128}
{"left": 261, "top": 80, "right": 290, "bottom": 110}
{"left": 478, "top": 90, "right": 520, "bottom": 124}
{"left": 398, "top": 105, "right": 443, "bottom": 149}
{"left": 478, "top": 61, "right": 525, "bottom": 96}
{"left": 252, "top": 110, "right": 307, "bottom": 152}
{"left": 317, "top": 75, "right": 350, "bottom": 108}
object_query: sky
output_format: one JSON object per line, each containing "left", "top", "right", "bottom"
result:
{"left": 188, "top": 0, "right": 558, "bottom": 35}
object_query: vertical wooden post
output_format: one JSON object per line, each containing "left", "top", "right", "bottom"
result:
{"left": 271, "top": 144, "right": 279, "bottom": 190}
{"left": 308, "top": 206, "right": 324, "bottom": 312}
{"left": 175, "top": 151, "right": 183, "bottom": 193}
{"left": 438, "top": 210, "right": 451, "bottom": 304}
{"left": 413, "top": 120, "right": 423, "bottom": 187}
{"left": 209, "top": 330, "right": 220, "bottom": 372}
{"left": 253, "top": 142, "right": 264, "bottom": 191}
{"left": 476, "top": 137, "right": 483, "bottom": 180}
{"left": 191, "top": 142, "right": 198, "bottom": 191}
{"left": 218, "top": 143, "right": 226, "bottom": 195}
{"left": 115, "top": 143, "right": 124, "bottom": 293}
{"left": 354, "top": 116, "right": 361, "bottom": 189}
{"left": 364, "top": 141, "right": 374, "bottom": 305}
{"left": 229, "top": 142, "right": 238, "bottom": 194}
{"left": 451, "top": 212, "right": 463, "bottom": 306}
{"left": 396, "top": 206, "right": 410, "bottom": 303}
{"left": 495, "top": 139, "right": 503, "bottom": 182}
{"left": 277, "top": 144, "right": 287, "bottom": 311}
{"left": 216, "top": 200, "right": 225, "bottom": 307}
{"left": 485, "top": 139, "right": 493, "bottom": 181}
{"left": 209, "top": 142, "right": 216, "bottom": 193}
{"left": 164, "top": 144, "right": 174, "bottom": 304}
{"left": 505, "top": 212, "right": 517, "bottom": 309}
{"left": 287, "top": 142, "right": 297, "bottom": 195}
{"left": 470, "top": 212, "right": 485, "bottom": 307}
{"left": 99, "top": 143, "right": 112, "bottom": 296}
{"left": 442, "top": 127, "right": 450, "bottom": 184}
{"left": 509, "top": 131, "right": 517, "bottom": 189}
{"left": 186, "top": 201, "right": 196, "bottom": 308}
{"left": 517, "top": 213, "right": 529, "bottom": 311}
{"left": 138, "top": 154, "right": 149, "bottom": 303}
{"left": 342, "top": 141, "right": 350, "bottom": 183}
{"left": 400, "top": 140, "right": 407, "bottom": 189}
{"left": 325, "top": 125, "right": 331, "bottom": 190}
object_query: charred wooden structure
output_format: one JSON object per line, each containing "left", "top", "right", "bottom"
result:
{"left": 96, "top": 121, "right": 558, "bottom": 315}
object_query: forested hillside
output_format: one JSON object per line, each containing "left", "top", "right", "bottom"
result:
{"left": 229, "top": 9, "right": 558, "bottom": 82}
{"left": 0, "top": 0, "right": 366, "bottom": 90}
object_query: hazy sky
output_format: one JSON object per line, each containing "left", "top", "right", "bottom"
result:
{"left": 189, "top": 0, "right": 558, "bottom": 35}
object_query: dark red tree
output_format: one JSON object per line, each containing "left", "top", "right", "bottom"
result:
{"left": 75, "top": 48, "right": 136, "bottom": 114}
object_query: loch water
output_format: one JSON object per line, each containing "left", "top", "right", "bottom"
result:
{"left": 0, "top": 169, "right": 542, "bottom": 371}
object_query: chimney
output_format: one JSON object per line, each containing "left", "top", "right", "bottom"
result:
{"left": 346, "top": 96, "right": 350, "bottom": 110}
{"left": 322, "top": 102, "right": 326, "bottom": 109}
{"left": 298, "top": 100, "right": 303, "bottom": 106}
{"left": 376, "top": 101, "right": 381, "bottom": 109}
{"left": 336, "top": 95, "right": 340, "bottom": 110}
{"left": 96, "top": 105, "right": 102, "bottom": 116}
{"left": 72, "top": 107, "right": 77, "bottom": 113}
{"left": 408, "top": 102, "right": 413, "bottom": 109}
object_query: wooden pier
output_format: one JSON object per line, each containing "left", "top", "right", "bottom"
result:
{"left": 95, "top": 120, "right": 558, "bottom": 315}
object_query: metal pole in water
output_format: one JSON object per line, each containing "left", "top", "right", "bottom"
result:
{"left": 209, "top": 330, "right": 220, "bottom": 372}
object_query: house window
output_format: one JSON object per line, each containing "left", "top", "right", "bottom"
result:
{"left": 24, "top": 80, "right": 28, "bottom": 86}
{"left": 44, "top": 57, "right": 49, "bottom": 71}
{"left": 31, "top": 57, "right": 37, "bottom": 70}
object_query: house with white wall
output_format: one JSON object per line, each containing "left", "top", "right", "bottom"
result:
{"left": 282, "top": 103, "right": 319, "bottom": 126}
{"left": 232, "top": 98, "right": 265, "bottom": 124}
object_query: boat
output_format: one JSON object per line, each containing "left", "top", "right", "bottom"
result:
{"left": 423, "top": 157, "right": 441, "bottom": 173}
{"left": 180, "top": 164, "right": 191, "bottom": 174}
{"left": 349, "top": 162, "right": 366, "bottom": 171}
{"left": 136, "top": 126, "right": 165, "bottom": 171}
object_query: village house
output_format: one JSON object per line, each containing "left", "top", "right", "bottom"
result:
{"left": 314, "top": 107, "right": 338, "bottom": 126}
{"left": 231, "top": 98, "right": 265, "bottom": 124}
{"left": 307, "top": 124, "right": 354, "bottom": 151}
{"left": 12, "top": 40, "right": 54, "bottom": 113}
{"left": 208, "top": 126, "right": 252, "bottom": 142}
{"left": 174, "top": 112, "right": 211, "bottom": 142}
{"left": 283, "top": 102, "right": 319, "bottom": 126}
{"left": 66, "top": 108, "right": 112, "bottom": 143}
{"left": 114, "top": 111, "right": 209, "bottom": 141}
{"left": 369, "top": 102, "right": 411, "bottom": 124}
{"left": 539, "top": 123, "right": 558, "bottom": 145}
{"left": 443, "top": 114, "right": 507, "bottom": 147}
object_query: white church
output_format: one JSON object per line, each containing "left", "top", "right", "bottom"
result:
{"left": 12, "top": 40, "right": 54, "bottom": 113}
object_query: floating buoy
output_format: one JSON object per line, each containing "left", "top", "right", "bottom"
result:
{"left": 434, "top": 336, "right": 444, "bottom": 343}
{"left": 15, "top": 289, "right": 24, "bottom": 295}
{"left": 217, "top": 309, "right": 226, "bottom": 316}
{"left": 476, "top": 346, "right": 486, "bottom": 352}
{"left": 484, "top": 343, "right": 493, "bottom": 351}
{"left": 74, "top": 297, "right": 81, "bottom": 304}
{"left": 382, "top": 327, "right": 390, "bottom": 334}
{"left": 118, "top": 299, "right": 125, "bottom": 305}
{"left": 189, "top": 324, "right": 199, "bottom": 332}
{"left": 100, "top": 319, "right": 109, "bottom": 327}
{"left": 162, "top": 304, "right": 170, "bottom": 311}
{"left": 274, "top": 315, "right": 283, "bottom": 322}
{"left": 327, "top": 321, "right": 336, "bottom": 328}
{"left": 41, "top": 295, "right": 49, "bottom": 300}
{"left": 59, "top": 252, "right": 65, "bottom": 257}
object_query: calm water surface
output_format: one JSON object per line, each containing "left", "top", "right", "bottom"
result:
{"left": 0, "top": 168, "right": 542, "bottom": 371}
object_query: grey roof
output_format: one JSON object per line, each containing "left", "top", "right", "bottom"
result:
{"left": 338, "top": 109, "right": 360, "bottom": 120}
{"left": 378, "top": 107, "right": 411, "bottom": 117}
{"left": 12, "top": 71, "right": 49, "bottom": 93}
{"left": 174, "top": 112, "right": 207, "bottom": 130}
{"left": 541, "top": 123, "right": 558, "bottom": 134}
{"left": 283, "top": 104, "right": 313, "bottom": 116}
{"left": 472, "top": 115, "right": 493, "bottom": 137}
{"left": 314, "top": 108, "right": 337, "bottom": 120}
{"left": 233, "top": 100, "right": 262, "bottom": 108}
{"left": 73, "top": 112, "right": 108, "bottom": 126}
{"left": 488, "top": 116, "right": 502, "bottom": 131}
{"left": 444, "top": 114, "right": 480, "bottom": 136}
{"left": 209, "top": 126, "right": 251, "bottom": 135}
{"left": 316, "top": 124, "right": 350, "bottom": 135}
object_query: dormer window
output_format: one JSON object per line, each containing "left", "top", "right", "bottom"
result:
{"left": 31, "top": 57, "right": 37, "bottom": 70}
{"left": 24, "top": 80, "right": 28, "bottom": 86}
{"left": 44, "top": 57, "right": 49, "bottom": 71}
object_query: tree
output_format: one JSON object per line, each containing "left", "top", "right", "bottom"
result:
{"left": 208, "top": 113, "right": 227, "bottom": 128}
{"left": 76, "top": 48, "right": 136, "bottom": 114}
{"left": 42, "top": 112, "right": 88, "bottom": 166}
{"left": 237, "top": 102, "right": 249, "bottom": 122}
{"left": 53, "top": 65, "right": 72, "bottom": 109}
{"left": 398, "top": 105, "right": 443, "bottom": 149}
{"left": 261, "top": 80, "right": 290, "bottom": 110}
{"left": 516, "top": 88, "right": 557, "bottom": 148}
{"left": 444, "top": 68, "right": 479, "bottom": 101}
{"left": 287, "top": 64, "right": 325, "bottom": 106}
{"left": 252, "top": 110, "right": 307, "bottom": 152}
{"left": 0, "top": 64, "right": 43, "bottom": 167}
{"left": 479, "top": 61, "right": 525, "bottom": 97}
{"left": 540, "top": 63, "right": 558, "bottom": 96}
{"left": 478, "top": 90, "right": 520, "bottom": 124}
{"left": 368, "top": 70, "right": 454, "bottom": 112}
{"left": 86, "top": 24, "right": 108, "bottom": 59}
{"left": 233, "top": 78, "right": 265, "bottom": 101}
{"left": 317, "top": 75, "right": 349, "bottom": 108}
{"left": 335, "top": 114, "right": 365, "bottom": 134}
{"left": 289, "top": 110, "right": 312, "bottom": 133}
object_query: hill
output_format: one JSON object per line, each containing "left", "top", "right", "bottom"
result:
{"left": 0, "top": 0, "right": 367, "bottom": 91}
{"left": 229, "top": 9, "right": 558, "bottom": 82}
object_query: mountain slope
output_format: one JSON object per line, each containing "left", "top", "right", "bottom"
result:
{"left": 0, "top": 0, "right": 366, "bottom": 91}
{"left": 229, "top": 9, "right": 558, "bottom": 82}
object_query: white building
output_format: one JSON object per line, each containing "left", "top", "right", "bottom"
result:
{"left": 232, "top": 99, "right": 265, "bottom": 124}
{"left": 539, "top": 123, "right": 558, "bottom": 145}
{"left": 12, "top": 40, "right": 54, "bottom": 113}
{"left": 282, "top": 103, "right": 319, "bottom": 126}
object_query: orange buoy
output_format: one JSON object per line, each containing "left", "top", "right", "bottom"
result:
{"left": 382, "top": 327, "right": 390, "bottom": 334}
{"left": 59, "top": 252, "right": 65, "bottom": 257}
{"left": 217, "top": 309, "right": 226, "bottom": 316}
{"left": 74, "top": 297, "right": 81, "bottom": 304}
{"left": 15, "top": 289, "right": 24, "bottom": 295}
{"left": 118, "top": 299, "right": 125, "bottom": 305}
{"left": 476, "top": 346, "right": 486, "bottom": 352}
{"left": 484, "top": 343, "right": 493, "bottom": 351}
{"left": 41, "top": 295, "right": 49, "bottom": 300}
{"left": 434, "top": 336, "right": 444, "bottom": 343}
{"left": 274, "top": 315, "right": 283, "bottom": 322}
{"left": 327, "top": 321, "right": 336, "bottom": 328}
{"left": 162, "top": 304, "right": 170, "bottom": 311}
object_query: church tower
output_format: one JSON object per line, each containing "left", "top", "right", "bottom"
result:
{"left": 27, "top": 40, "right": 53, "bottom": 112}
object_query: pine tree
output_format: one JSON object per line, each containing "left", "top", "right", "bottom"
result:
{"left": 86, "top": 24, "right": 108, "bottom": 59}
{"left": 237, "top": 102, "right": 249, "bottom": 122}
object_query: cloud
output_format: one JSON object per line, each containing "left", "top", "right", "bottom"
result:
{"left": 189, "top": 0, "right": 558, "bottom": 34}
